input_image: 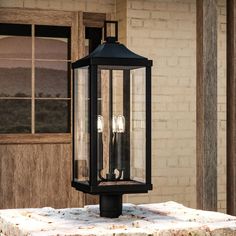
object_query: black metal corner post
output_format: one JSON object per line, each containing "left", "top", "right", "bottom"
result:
{"left": 72, "top": 68, "right": 76, "bottom": 183}
{"left": 90, "top": 64, "right": 98, "bottom": 187}
{"left": 123, "top": 70, "right": 130, "bottom": 180}
{"left": 146, "top": 66, "right": 152, "bottom": 185}
{"left": 108, "top": 69, "right": 115, "bottom": 180}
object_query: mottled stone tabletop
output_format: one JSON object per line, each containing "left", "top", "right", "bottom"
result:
{"left": 0, "top": 201, "right": 236, "bottom": 235}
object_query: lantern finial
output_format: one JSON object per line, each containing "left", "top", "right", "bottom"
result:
{"left": 104, "top": 21, "right": 118, "bottom": 43}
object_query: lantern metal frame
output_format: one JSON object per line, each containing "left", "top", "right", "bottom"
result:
{"left": 71, "top": 21, "right": 152, "bottom": 217}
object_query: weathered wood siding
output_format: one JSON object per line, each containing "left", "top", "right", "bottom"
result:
{"left": 0, "top": 143, "right": 83, "bottom": 208}
{"left": 196, "top": 0, "right": 218, "bottom": 211}
{"left": 227, "top": 0, "right": 236, "bottom": 216}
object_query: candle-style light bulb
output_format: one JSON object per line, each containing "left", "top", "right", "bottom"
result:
{"left": 97, "top": 115, "right": 104, "bottom": 133}
{"left": 112, "top": 116, "right": 117, "bottom": 133}
{"left": 116, "top": 115, "right": 125, "bottom": 133}
{"left": 113, "top": 115, "right": 125, "bottom": 175}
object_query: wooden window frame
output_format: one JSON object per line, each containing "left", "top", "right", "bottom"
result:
{"left": 0, "top": 24, "right": 71, "bottom": 136}
{"left": 0, "top": 8, "right": 107, "bottom": 144}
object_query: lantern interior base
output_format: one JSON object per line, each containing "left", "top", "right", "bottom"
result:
{"left": 99, "top": 194, "right": 122, "bottom": 218}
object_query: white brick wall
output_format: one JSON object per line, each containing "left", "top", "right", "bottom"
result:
{"left": 125, "top": 0, "right": 197, "bottom": 209}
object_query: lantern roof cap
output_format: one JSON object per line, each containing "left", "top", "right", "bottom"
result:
{"left": 72, "top": 41, "right": 152, "bottom": 68}
{"left": 72, "top": 20, "right": 152, "bottom": 68}
{"left": 88, "top": 41, "right": 146, "bottom": 60}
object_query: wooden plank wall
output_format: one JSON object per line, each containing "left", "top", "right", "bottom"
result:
{"left": 196, "top": 0, "right": 218, "bottom": 211}
{"left": 227, "top": 0, "right": 236, "bottom": 216}
{"left": 0, "top": 143, "right": 82, "bottom": 208}
{"left": 0, "top": 8, "right": 83, "bottom": 209}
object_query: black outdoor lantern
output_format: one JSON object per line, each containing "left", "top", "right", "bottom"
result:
{"left": 72, "top": 21, "right": 152, "bottom": 218}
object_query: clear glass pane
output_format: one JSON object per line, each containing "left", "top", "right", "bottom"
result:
{"left": 0, "top": 36, "right": 32, "bottom": 59}
{"left": 98, "top": 68, "right": 134, "bottom": 185}
{"left": 97, "top": 66, "right": 146, "bottom": 186}
{"left": 130, "top": 67, "right": 146, "bottom": 183}
{"left": 74, "top": 67, "right": 90, "bottom": 183}
{"left": 35, "top": 37, "right": 68, "bottom": 60}
{"left": 0, "top": 99, "right": 31, "bottom": 133}
{"left": 35, "top": 100, "right": 70, "bottom": 133}
{"left": 35, "top": 61, "right": 69, "bottom": 98}
{"left": 0, "top": 59, "right": 31, "bottom": 97}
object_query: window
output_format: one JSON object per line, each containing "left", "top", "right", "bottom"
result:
{"left": 0, "top": 23, "right": 71, "bottom": 134}
{"left": 85, "top": 27, "right": 102, "bottom": 55}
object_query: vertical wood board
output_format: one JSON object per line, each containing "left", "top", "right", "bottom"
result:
{"left": 0, "top": 144, "right": 82, "bottom": 209}
{"left": 196, "top": 0, "right": 218, "bottom": 211}
{"left": 227, "top": 0, "right": 236, "bottom": 215}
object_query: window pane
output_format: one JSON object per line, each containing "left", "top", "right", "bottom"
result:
{"left": 35, "top": 37, "right": 68, "bottom": 60}
{"left": 35, "top": 25, "right": 70, "bottom": 38}
{"left": 0, "top": 36, "right": 32, "bottom": 59}
{"left": 0, "top": 59, "right": 31, "bottom": 97}
{"left": 35, "top": 25, "right": 70, "bottom": 60}
{"left": 0, "top": 23, "right": 31, "bottom": 36}
{"left": 0, "top": 99, "right": 31, "bottom": 133}
{"left": 35, "top": 61, "right": 69, "bottom": 98}
{"left": 35, "top": 100, "right": 70, "bottom": 133}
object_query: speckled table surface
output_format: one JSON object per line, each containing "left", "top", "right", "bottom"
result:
{"left": 0, "top": 201, "right": 236, "bottom": 235}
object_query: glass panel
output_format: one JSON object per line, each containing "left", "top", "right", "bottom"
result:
{"left": 130, "top": 67, "right": 146, "bottom": 183}
{"left": 0, "top": 36, "right": 32, "bottom": 59}
{"left": 0, "top": 59, "right": 31, "bottom": 97}
{"left": 35, "top": 61, "right": 69, "bottom": 98}
{"left": 0, "top": 99, "right": 31, "bottom": 133}
{"left": 98, "top": 68, "right": 130, "bottom": 184}
{"left": 74, "top": 67, "right": 90, "bottom": 183}
{"left": 35, "top": 37, "right": 68, "bottom": 60}
{"left": 97, "top": 66, "right": 146, "bottom": 186}
{"left": 35, "top": 100, "right": 70, "bottom": 133}
{"left": 97, "top": 69, "right": 112, "bottom": 181}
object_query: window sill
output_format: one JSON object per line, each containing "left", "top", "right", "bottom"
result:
{"left": 0, "top": 133, "right": 72, "bottom": 144}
